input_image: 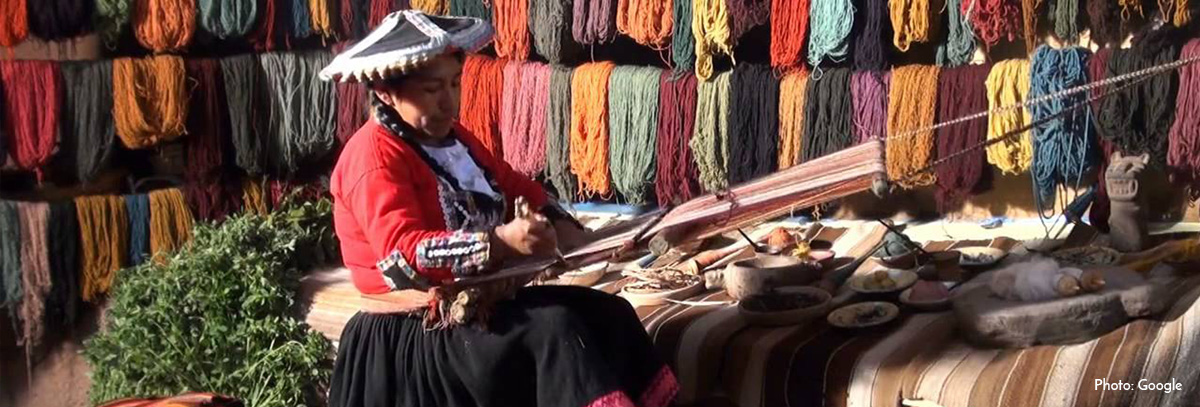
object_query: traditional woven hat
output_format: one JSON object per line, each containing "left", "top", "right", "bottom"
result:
{"left": 319, "top": 10, "right": 494, "bottom": 83}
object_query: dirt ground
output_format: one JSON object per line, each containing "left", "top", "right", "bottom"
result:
{"left": 1, "top": 305, "right": 102, "bottom": 407}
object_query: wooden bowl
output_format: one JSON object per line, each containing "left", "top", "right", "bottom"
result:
{"left": 827, "top": 301, "right": 900, "bottom": 329}
{"left": 808, "top": 250, "right": 836, "bottom": 265}
{"left": 958, "top": 247, "right": 1007, "bottom": 268}
{"left": 724, "top": 254, "right": 822, "bottom": 300}
{"left": 849, "top": 268, "right": 919, "bottom": 295}
{"left": 899, "top": 284, "right": 951, "bottom": 312}
{"left": 620, "top": 281, "right": 704, "bottom": 308}
{"left": 738, "top": 286, "right": 832, "bottom": 326}
{"left": 554, "top": 261, "right": 609, "bottom": 287}
{"left": 878, "top": 250, "right": 921, "bottom": 269}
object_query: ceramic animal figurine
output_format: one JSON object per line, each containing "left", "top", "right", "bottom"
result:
{"left": 1106, "top": 152, "right": 1150, "bottom": 253}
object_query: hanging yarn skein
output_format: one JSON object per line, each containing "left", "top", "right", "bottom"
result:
{"left": 222, "top": 54, "right": 267, "bottom": 175}
{"left": 412, "top": 0, "right": 448, "bottom": 15}
{"left": 936, "top": 0, "right": 976, "bottom": 67}
{"left": 286, "top": 0, "right": 314, "bottom": 39}
{"left": 113, "top": 56, "right": 189, "bottom": 149}
{"left": 771, "top": 0, "right": 810, "bottom": 71}
{"left": 851, "top": 70, "right": 889, "bottom": 143}
{"left": 984, "top": 59, "right": 1034, "bottom": 174}
{"left": 690, "top": 70, "right": 733, "bottom": 192}
{"left": 243, "top": 178, "right": 269, "bottom": 216}
{"left": 0, "top": 0, "right": 28, "bottom": 49}
{"left": 76, "top": 195, "right": 128, "bottom": 303}
{"left": 96, "top": 0, "right": 130, "bottom": 46}
{"left": 608, "top": 66, "right": 662, "bottom": 204}
{"left": 494, "top": 0, "right": 532, "bottom": 59}
{"left": 1096, "top": 46, "right": 1179, "bottom": 168}
{"left": 1159, "top": 0, "right": 1192, "bottom": 27}
{"left": 1087, "top": 48, "right": 1114, "bottom": 230}
{"left": 185, "top": 58, "right": 226, "bottom": 181}
{"left": 309, "top": 0, "right": 338, "bottom": 37}
{"left": 133, "top": 0, "right": 196, "bottom": 52}
{"left": 530, "top": 0, "right": 583, "bottom": 63}
{"left": 461, "top": 55, "right": 506, "bottom": 156}
{"left": 853, "top": 0, "right": 886, "bottom": 71}
{"left": 728, "top": 64, "right": 780, "bottom": 183}
{"left": 0, "top": 201, "right": 20, "bottom": 308}
{"left": 889, "top": 0, "right": 939, "bottom": 52}
{"left": 61, "top": 61, "right": 116, "bottom": 184}
{"left": 1051, "top": 0, "right": 1080, "bottom": 41}
{"left": 807, "top": 0, "right": 854, "bottom": 67}
{"left": 672, "top": 0, "right": 696, "bottom": 70}
{"left": 569, "top": 62, "right": 617, "bottom": 198}
{"left": 934, "top": 64, "right": 990, "bottom": 210}
{"left": 692, "top": 0, "right": 732, "bottom": 79}
{"left": 573, "top": 0, "right": 618, "bottom": 44}
{"left": 28, "top": 0, "right": 94, "bottom": 41}
{"left": 802, "top": 68, "right": 854, "bottom": 162}
{"left": 341, "top": 0, "right": 365, "bottom": 38}
{"left": 1029, "top": 46, "right": 1094, "bottom": 210}
{"left": 197, "top": 0, "right": 257, "bottom": 39}
{"left": 655, "top": 71, "right": 700, "bottom": 206}
{"left": 1086, "top": 0, "right": 1121, "bottom": 47}
{"left": 616, "top": 0, "right": 672, "bottom": 48}
{"left": 1, "top": 60, "right": 61, "bottom": 181}
{"left": 725, "top": 0, "right": 768, "bottom": 41}
{"left": 452, "top": 0, "right": 492, "bottom": 21}
{"left": 1169, "top": 40, "right": 1200, "bottom": 185}
{"left": 46, "top": 201, "right": 80, "bottom": 328}
{"left": 125, "top": 194, "right": 150, "bottom": 266}
{"left": 778, "top": 71, "right": 811, "bottom": 169}
{"left": 260, "top": 51, "right": 337, "bottom": 175}
{"left": 17, "top": 202, "right": 49, "bottom": 350}
{"left": 885, "top": 64, "right": 941, "bottom": 188}
{"left": 500, "top": 61, "right": 552, "bottom": 176}
{"left": 149, "top": 188, "right": 194, "bottom": 262}
{"left": 249, "top": 0, "right": 281, "bottom": 51}
{"left": 967, "top": 0, "right": 1021, "bottom": 46}
{"left": 1019, "top": 0, "right": 1041, "bottom": 53}
{"left": 545, "top": 66, "right": 577, "bottom": 199}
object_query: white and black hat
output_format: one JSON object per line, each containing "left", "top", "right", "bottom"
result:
{"left": 319, "top": 10, "right": 494, "bottom": 83}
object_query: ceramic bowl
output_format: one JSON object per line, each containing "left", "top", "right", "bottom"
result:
{"left": 849, "top": 268, "right": 919, "bottom": 295}
{"left": 899, "top": 284, "right": 951, "bottom": 312}
{"left": 738, "top": 286, "right": 832, "bottom": 326}
{"left": 620, "top": 281, "right": 704, "bottom": 308}
{"left": 723, "top": 254, "right": 822, "bottom": 300}
{"left": 827, "top": 301, "right": 900, "bottom": 329}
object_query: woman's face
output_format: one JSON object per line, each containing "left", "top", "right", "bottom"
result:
{"left": 376, "top": 54, "right": 463, "bottom": 140}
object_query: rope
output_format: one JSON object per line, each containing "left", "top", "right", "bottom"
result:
{"left": 984, "top": 59, "right": 1033, "bottom": 174}
{"left": 28, "top": 0, "right": 94, "bottom": 41}
{"left": 1169, "top": 40, "right": 1200, "bottom": 186}
{"left": 76, "top": 195, "right": 128, "bottom": 303}
{"left": 966, "top": 0, "right": 1021, "bottom": 46}
{"left": 691, "top": 70, "right": 732, "bottom": 192}
{"left": 725, "top": 0, "right": 768, "bottom": 42}
{"left": 617, "top": 0, "right": 672, "bottom": 48}
{"left": 889, "top": 0, "right": 938, "bottom": 52}
{"left": 452, "top": 0, "right": 492, "bottom": 21}
{"left": 1029, "top": 45, "right": 1094, "bottom": 213}
{"left": 96, "top": 0, "right": 130, "bottom": 47}
{"left": 0, "top": 201, "right": 20, "bottom": 308}
{"left": 692, "top": 0, "right": 732, "bottom": 79}
{"left": 802, "top": 68, "right": 854, "bottom": 161}
{"left": 672, "top": 0, "right": 695, "bottom": 70}
{"left": 608, "top": 65, "right": 662, "bottom": 204}
{"left": 125, "top": 194, "right": 150, "bottom": 266}
{"left": 1096, "top": 46, "right": 1179, "bottom": 169}
{"left": 807, "top": 0, "right": 854, "bottom": 67}
{"left": 221, "top": 54, "right": 266, "bottom": 175}
{"left": 197, "top": 0, "right": 257, "bottom": 39}
{"left": 569, "top": 62, "right": 617, "bottom": 198}
{"left": 242, "top": 177, "right": 269, "bottom": 216}
{"left": 133, "top": 0, "right": 196, "bottom": 52}
{"left": 494, "top": 0, "right": 531, "bottom": 59}
{"left": 1085, "top": 0, "right": 1120, "bottom": 47}
{"left": 507, "top": 62, "right": 552, "bottom": 176}
{"left": 934, "top": 64, "right": 990, "bottom": 210}
{"left": 655, "top": 71, "right": 700, "bottom": 206}
{"left": 1020, "top": 0, "right": 1041, "bottom": 53}
{"left": 729, "top": 64, "right": 779, "bottom": 183}
{"left": 16, "top": 202, "right": 49, "bottom": 351}
{"left": 113, "top": 56, "right": 189, "bottom": 149}
{"left": 309, "top": 0, "right": 337, "bottom": 37}
{"left": 851, "top": 70, "right": 889, "bottom": 144}
{"left": 771, "top": 0, "right": 810, "bottom": 71}
{"left": 0, "top": 0, "right": 28, "bottom": 49}
{"left": 46, "top": 201, "right": 80, "bottom": 328}
{"left": 936, "top": 0, "right": 976, "bottom": 67}
{"left": 149, "top": 188, "right": 194, "bottom": 263}
{"left": 61, "top": 61, "right": 116, "bottom": 184}
{"left": 778, "top": 71, "right": 810, "bottom": 169}
{"left": 413, "top": 0, "right": 448, "bottom": 14}
{"left": 1, "top": 60, "right": 60, "bottom": 181}
{"left": 545, "top": 65, "right": 577, "bottom": 199}
{"left": 461, "top": 55, "right": 506, "bottom": 156}
{"left": 260, "top": 51, "right": 338, "bottom": 175}
{"left": 853, "top": 0, "right": 886, "bottom": 71}
{"left": 886, "top": 64, "right": 940, "bottom": 188}
{"left": 530, "top": 0, "right": 582, "bottom": 63}
{"left": 1051, "top": 0, "right": 1079, "bottom": 42}
{"left": 573, "top": 0, "right": 618, "bottom": 44}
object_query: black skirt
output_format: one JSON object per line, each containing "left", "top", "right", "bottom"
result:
{"left": 328, "top": 285, "right": 678, "bottom": 407}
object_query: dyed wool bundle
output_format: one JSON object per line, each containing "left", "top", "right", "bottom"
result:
{"left": 1087, "top": 48, "right": 1111, "bottom": 119}
{"left": 197, "top": 0, "right": 257, "bottom": 39}
{"left": 1169, "top": 40, "right": 1200, "bottom": 184}
{"left": 288, "top": 0, "right": 314, "bottom": 38}
{"left": 608, "top": 66, "right": 662, "bottom": 204}
{"left": 0, "top": 0, "right": 28, "bottom": 48}
{"left": 934, "top": 64, "right": 990, "bottom": 210}
{"left": 851, "top": 70, "right": 889, "bottom": 143}
{"left": 690, "top": 71, "right": 732, "bottom": 192}
{"left": 1051, "top": 0, "right": 1080, "bottom": 42}
{"left": 17, "top": 202, "right": 49, "bottom": 349}
{"left": 530, "top": 0, "right": 582, "bottom": 63}
{"left": 569, "top": 62, "right": 617, "bottom": 198}
{"left": 125, "top": 194, "right": 150, "bottom": 266}
{"left": 1159, "top": 0, "right": 1192, "bottom": 26}
{"left": 61, "top": 61, "right": 116, "bottom": 184}
{"left": 249, "top": 0, "right": 280, "bottom": 50}
{"left": 1020, "top": 0, "right": 1040, "bottom": 52}
{"left": 671, "top": 0, "right": 695, "bottom": 70}
{"left": 545, "top": 66, "right": 577, "bottom": 198}
{"left": 1087, "top": 48, "right": 1113, "bottom": 230}
{"left": 341, "top": 0, "right": 367, "bottom": 38}
{"left": 725, "top": 0, "right": 768, "bottom": 41}
{"left": 76, "top": 195, "right": 128, "bottom": 303}
{"left": 133, "top": 0, "right": 196, "bottom": 52}
{"left": 148, "top": 188, "right": 194, "bottom": 262}
{"left": 242, "top": 178, "right": 269, "bottom": 216}
{"left": 889, "top": 0, "right": 939, "bottom": 52}
{"left": 113, "top": 56, "right": 189, "bottom": 149}
{"left": 0, "top": 201, "right": 20, "bottom": 308}
{"left": 1097, "top": 46, "right": 1179, "bottom": 168}
{"left": 1029, "top": 46, "right": 1094, "bottom": 208}
{"left": 460, "top": 55, "right": 506, "bottom": 156}
{"left": 336, "top": 77, "right": 368, "bottom": 145}
{"left": 771, "top": 0, "right": 810, "bottom": 71}
{"left": 885, "top": 65, "right": 940, "bottom": 188}
{"left": 1085, "top": 0, "right": 1121, "bottom": 47}
{"left": 185, "top": 59, "right": 226, "bottom": 181}
{"left": 778, "top": 71, "right": 810, "bottom": 169}
{"left": 984, "top": 59, "right": 1034, "bottom": 174}
{"left": 807, "top": 0, "right": 854, "bottom": 67}
{"left": 309, "top": 0, "right": 338, "bottom": 37}
{"left": 617, "top": 0, "right": 672, "bottom": 48}
{"left": 573, "top": 0, "right": 618, "bottom": 45}
{"left": 493, "top": 0, "right": 531, "bottom": 59}
{"left": 185, "top": 178, "right": 241, "bottom": 221}
{"left": 691, "top": 0, "right": 732, "bottom": 79}
{"left": 853, "top": 0, "right": 886, "bottom": 71}
{"left": 412, "top": 0, "right": 448, "bottom": 14}
{"left": 967, "top": 0, "right": 1021, "bottom": 47}
{"left": 936, "top": 0, "right": 976, "bottom": 67}
{"left": 269, "top": 179, "right": 327, "bottom": 207}
{"left": 655, "top": 72, "right": 700, "bottom": 206}
{"left": 221, "top": 54, "right": 267, "bottom": 175}
{"left": 729, "top": 64, "right": 780, "bottom": 183}
{"left": 802, "top": 68, "right": 853, "bottom": 162}
{"left": 1, "top": 60, "right": 61, "bottom": 180}
{"left": 46, "top": 201, "right": 80, "bottom": 328}
{"left": 452, "top": 0, "right": 492, "bottom": 21}
{"left": 260, "top": 51, "right": 337, "bottom": 175}
{"left": 1119, "top": 0, "right": 1143, "bottom": 20}
{"left": 500, "top": 61, "right": 552, "bottom": 176}
{"left": 28, "top": 0, "right": 94, "bottom": 41}
{"left": 96, "top": 0, "right": 130, "bottom": 46}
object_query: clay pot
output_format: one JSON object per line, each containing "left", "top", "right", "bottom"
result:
{"left": 723, "top": 254, "right": 821, "bottom": 300}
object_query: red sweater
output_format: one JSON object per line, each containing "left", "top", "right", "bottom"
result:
{"left": 330, "top": 120, "right": 548, "bottom": 294}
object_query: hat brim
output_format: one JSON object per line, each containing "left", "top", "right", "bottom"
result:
{"left": 319, "top": 10, "right": 494, "bottom": 83}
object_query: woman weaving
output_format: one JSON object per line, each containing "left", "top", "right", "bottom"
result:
{"left": 321, "top": 10, "right": 678, "bottom": 407}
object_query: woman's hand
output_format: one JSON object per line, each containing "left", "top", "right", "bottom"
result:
{"left": 491, "top": 214, "right": 559, "bottom": 262}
